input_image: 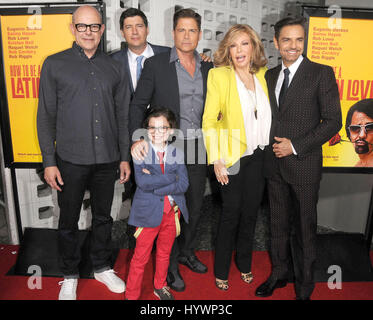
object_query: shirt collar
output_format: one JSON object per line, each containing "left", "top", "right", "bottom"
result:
{"left": 149, "top": 141, "right": 168, "bottom": 157}
{"left": 169, "top": 46, "right": 201, "bottom": 64}
{"left": 282, "top": 55, "right": 303, "bottom": 75}
{"left": 127, "top": 43, "right": 153, "bottom": 64}
{"left": 72, "top": 41, "right": 101, "bottom": 60}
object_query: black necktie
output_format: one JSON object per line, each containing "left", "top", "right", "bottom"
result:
{"left": 279, "top": 68, "right": 290, "bottom": 108}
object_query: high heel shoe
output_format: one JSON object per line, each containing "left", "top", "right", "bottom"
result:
{"left": 215, "top": 278, "right": 229, "bottom": 291}
{"left": 241, "top": 272, "right": 254, "bottom": 284}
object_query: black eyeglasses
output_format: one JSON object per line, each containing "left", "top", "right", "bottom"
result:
{"left": 75, "top": 23, "right": 102, "bottom": 32}
{"left": 348, "top": 123, "right": 373, "bottom": 135}
{"left": 147, "top": 126, "right": 170, "bottom": 133}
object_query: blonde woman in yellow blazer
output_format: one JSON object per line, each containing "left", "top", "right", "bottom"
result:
{"left": 202, "top": 24, "right": 272, "bottom": 291}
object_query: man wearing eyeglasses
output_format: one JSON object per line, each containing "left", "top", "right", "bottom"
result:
{"left": 37, "top": 5, "right": 131, "bottom": 300}
{"left": 345, "top": 99, "right": 373, "bottom": 167}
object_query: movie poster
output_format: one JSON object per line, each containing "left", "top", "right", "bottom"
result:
{"left": 307, "top": 16, "right": 373, "bottom": 168}
{"left": 0, "top": 13, "right": 73, "bottom": 164}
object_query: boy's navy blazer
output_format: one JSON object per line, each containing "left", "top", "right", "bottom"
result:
{"left": 128, "top": 143, "right": 189, "bottom": 228}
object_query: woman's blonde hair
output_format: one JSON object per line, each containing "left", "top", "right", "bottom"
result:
{"left": 214, "top": 24, "right": 267, "bottom": 73}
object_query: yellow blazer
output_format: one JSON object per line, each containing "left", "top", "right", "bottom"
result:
{"left": 202, "top": 66, "right": 269, "bottom": 168}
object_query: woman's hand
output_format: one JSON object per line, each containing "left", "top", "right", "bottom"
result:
{"left": 214, "top": 159, "right": 229, "bottom": 185}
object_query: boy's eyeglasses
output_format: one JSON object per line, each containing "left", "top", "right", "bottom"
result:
{"left": 147, "top": 126, "right": 170, "bottom": 133}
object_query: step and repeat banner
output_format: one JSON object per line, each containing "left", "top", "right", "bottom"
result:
{"left": 0, "top": 4, "right": 103, "bottom": 168}
{"left": 304, "top": 6, "right": 373, "bottom": 172}
{"left": 1, "top": 5, "right": 372, "bottom": 171}
{"left": 0, "top": 12, "right": 73, "bottom": 166}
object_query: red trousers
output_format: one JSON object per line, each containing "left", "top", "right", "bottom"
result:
{"left": 125, "top": 208, "right": 179, "bottom": 300}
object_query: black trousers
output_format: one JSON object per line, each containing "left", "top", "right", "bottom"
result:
{"left": 214, "top": 149, "right": 265, "bottom": 280}
{"left": 56, "top": 155, "right": 118, "bottom": 277}
{"left": 169, "top": 138, "right": 207, "bottom": 270}
{"left": 267, "top": 172, "right": 320, "bottom": 298}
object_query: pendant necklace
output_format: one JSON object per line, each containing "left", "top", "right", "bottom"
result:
{"left": 248, "top": 85, "right": 258, "bottom": 120}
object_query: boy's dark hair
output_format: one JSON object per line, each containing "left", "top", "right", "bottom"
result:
{"left": 143, "top": 108, "right": 177, "bottom": 130}
{"left": 274, "top": 16, "right": 307, "bottom": 41}
{"left": 173, "top": 8, "right": 201, "bottom": 31}
{"left": 119, "top": 8, "right": 148, "bottom": 30}
{"left": 345, "top": 99, "right": 373, "bottom": 140}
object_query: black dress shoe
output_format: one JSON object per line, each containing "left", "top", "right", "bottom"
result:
{"left": 255, "top": 278, "right": 288, "bottom": 297}
{"left": 167, "top": 269, "right": 185, "bottom": 292}
{"left": 178, "top": 255, "right": 208, "bottom": 274}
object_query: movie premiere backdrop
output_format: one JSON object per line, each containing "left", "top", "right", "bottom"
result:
{"left": 1, "top": 4, "right": 372, "bottom": 171}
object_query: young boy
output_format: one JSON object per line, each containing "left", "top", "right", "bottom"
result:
{"left": 125, "top": 108, "right": 189, "bottom": 300}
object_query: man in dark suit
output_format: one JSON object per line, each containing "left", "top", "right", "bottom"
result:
{"left": 255, "top": 17, "right": 342, "bottom": 300}
{"left": 111, "top": 8, "right": 170, "bottom": 97}
{"left": 129, "top": 8, "right": 214, "bottom": 292}
{"left": 110, "top": 8, "right": 170, "bottom": 249}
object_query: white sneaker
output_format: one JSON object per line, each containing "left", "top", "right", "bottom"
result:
{"left": 94, "top": 269, "right": 125, "bottom": 293}
{"left": 58, "top": 278, "right": 78, "bottom": 300}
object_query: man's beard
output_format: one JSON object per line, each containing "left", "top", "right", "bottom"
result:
{"left": 354, "top": 139, "right": 370, "bottom": 154}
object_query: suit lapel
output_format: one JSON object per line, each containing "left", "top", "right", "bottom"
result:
{"left": 164, "top": 144, "right": 177, "bottom": 173}
{"left": 146, "top": 147, "right": 164, "bottom": 174}
{"left": 227, "top": 67, "right": 248, "bottom": 143}
{"left": 122, "top": 47, "right": 135, "bottom": 94}
{"left": 166, "top": 54, "right": 181, "bottom": 118}
{"left": 280, "top": 57, "right": 309, "bottom": 113}
{"left": 267, "top": 66, "right": 281, "bottom": 117}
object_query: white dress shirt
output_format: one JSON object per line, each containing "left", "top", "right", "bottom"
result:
{"left": 127, "top": 44, "right": 154, "bottom": 90}
{"left": 275, "top": 55, "right": 304, "bottom": 105}
{"left": 274, "top": 55, "right": 304, "bottom": 155}
{"left": 235, "top": 73, "right": 272, "bottom": 158}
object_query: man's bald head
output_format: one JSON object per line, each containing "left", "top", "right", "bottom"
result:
{"left": 72, "top": 5, "right": 102, "bottom": 24}
{"left": 70, "top": 5, "right": 105, "bottom": 58}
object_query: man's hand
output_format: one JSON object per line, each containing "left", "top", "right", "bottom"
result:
{"left": 273, "top": 137, "right": 293, "bottom": 158}
{"left": 142, "top": 168, "right": 151, "bottom": 175}
{"left": 119, "top": 161, "right": 131, "bottom": 184}
{"left": 44, "top": 166, "right": 64, "bottom": 192}
{"left": 200, "top": 53, "right": 212, "bottom": 63}
{"left": 131, "top": 140, "right": 149, "bottom": 161}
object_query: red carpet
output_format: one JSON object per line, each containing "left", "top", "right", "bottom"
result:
{"left": 0, "top": 245, "right": 372, "bottom": 300}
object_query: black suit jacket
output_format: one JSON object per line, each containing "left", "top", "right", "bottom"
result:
{"left": 110, "top": 42, "right": 170, "bottom": 95}
{"left": 264, "top": 57, "right": 342, "bottom": 184}
{"left": 129, "top": 51, "right": 214, "bottom": 138}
